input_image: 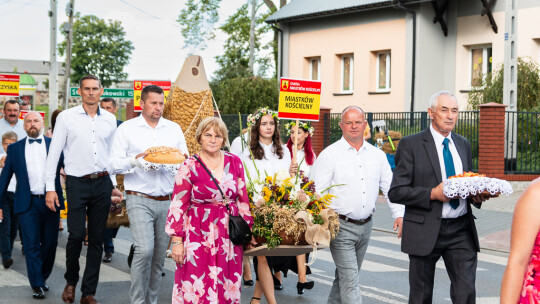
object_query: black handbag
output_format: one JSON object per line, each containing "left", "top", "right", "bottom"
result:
{"left": 194, "top": 155, "right": 252, "bottom": 246}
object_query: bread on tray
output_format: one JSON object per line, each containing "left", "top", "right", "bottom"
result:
{"left": 143, "top": 146, "right": 186, "bottom": 164}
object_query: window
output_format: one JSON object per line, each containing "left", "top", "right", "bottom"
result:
{"left": 310, "top": 58, "right": 320, "bottom": 81}
{"left": 470, "top": 46, "right": 492, "bottom": 87}
{"left": 341, "top": 54, "right": 353, "bottom": 92}
{"left": 376, "top": 51, "right": 391, "bottom": 91}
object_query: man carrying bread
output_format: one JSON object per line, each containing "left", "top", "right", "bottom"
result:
{"left": 45, "top": 75, "right": 123, "bottom": 304}
{"left": 109, "top": 84, "right": 188, "bottom": 304}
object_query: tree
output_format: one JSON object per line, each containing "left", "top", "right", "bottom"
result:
{"left": 59, "top": 14, "right": 134, "bottom": 87}
{"left": 177, "top": 0, "right": 285, "bottom": 77}
{"left": 467, "top": 57, "right": 540, "bottom": 111}
{"left": 211, "top": 77, "right": 279, "bottom": 114}
{"left": 213, "top": 3, "right": 272, "bottom": 81}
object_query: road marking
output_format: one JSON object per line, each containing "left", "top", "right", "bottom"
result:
{"left": 0, "top": 268, "right": 30, "bottom": 287}
{"left": 370, "top": 235, "right": 508, "bottom": 266}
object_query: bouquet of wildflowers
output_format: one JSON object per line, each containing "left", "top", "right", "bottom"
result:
{"left": 244, "top": 165, "right": 339, "bottom": 249}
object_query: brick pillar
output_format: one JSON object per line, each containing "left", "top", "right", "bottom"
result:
{"left": 125, "top": 100, "right": 139, "bottom": 120}
{"left": 311, "top": 106, "right": 331, "bottom": 156}
{"left": 478, "top": 103, "right": 507, "bottom": 178}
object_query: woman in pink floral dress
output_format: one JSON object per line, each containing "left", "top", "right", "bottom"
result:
{"left": 501, "top": 178, "right": 540, "bottom": 303}
{"left": 166, "top": 118, "right": 255, "bottom": 304}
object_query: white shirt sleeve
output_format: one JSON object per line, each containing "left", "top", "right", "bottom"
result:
{"left": 379, "top": 152, "right": 405, "bottom": 219}
{"left": 108, "top": 124, "right": 135, "bottom": 174}
{"left": 45, "top": 113, "right": 67, "bottom": 192}
{"left": 311, "top": 150, "right": 333, "bottom": 194}
{"left": 177, "top": 125, "right": 189, "bottom": 157}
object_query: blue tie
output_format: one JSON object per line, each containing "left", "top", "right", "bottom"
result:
{"left": 29, "top": 138, "right": 42, "bottom": 144}
{"left": 442, "top": 138, "right": 459, "bottom": 209}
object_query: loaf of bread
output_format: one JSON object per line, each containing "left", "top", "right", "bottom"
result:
{"left": 143, "top": 146, "right": 186, "bottom": 164}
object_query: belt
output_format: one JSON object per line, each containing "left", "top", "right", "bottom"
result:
{"left": 338, "top": 214, "right": 372, "bottom": 225}
{"left": 81, "top": 171, "right": 109, "bottom": 179}
{"left": 31, "top": 194, "right": 45, "bottom": 199}
{"left": 126, "top": 190, "right": 171, "bottom": 201}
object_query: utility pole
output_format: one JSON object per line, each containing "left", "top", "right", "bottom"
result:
{"left": 48, "top": 0, "right": 59, "bottom": 116}
{"left": 63, "top": 0, "right": 75, "bottom": 110}
{"left": 503, "top": 0, "right": 518, "bottom": 169}
{"left": 248, "top": 0, "right": 256, "bottom": 74}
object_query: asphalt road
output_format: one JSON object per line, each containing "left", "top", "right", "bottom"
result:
{"left": 0, "top": 218, "right": 508, "bottom": 304}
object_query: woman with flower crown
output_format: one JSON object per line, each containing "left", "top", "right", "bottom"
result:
{"left": 241, "top": 107, "right": 297, "bottom": 304}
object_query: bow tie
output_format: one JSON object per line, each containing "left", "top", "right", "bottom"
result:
{"left": 29, "top": 138, "right": 42, "bottom": 144}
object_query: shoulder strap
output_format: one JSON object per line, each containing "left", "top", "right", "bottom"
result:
{"left": 193, "top": 155, "right": 231, "bottom": 211}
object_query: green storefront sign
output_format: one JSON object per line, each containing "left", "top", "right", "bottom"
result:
{"left": 70, "top": 87, "right": 134, "bottom": 99}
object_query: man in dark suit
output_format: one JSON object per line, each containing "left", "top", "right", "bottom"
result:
{"left": 0, "top": 111, "right": 64, "bottom": 299}
{"left": 388, "top": 91, "right": 489, "bottom": 304}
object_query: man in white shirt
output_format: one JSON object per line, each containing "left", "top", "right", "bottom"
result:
{"left": 45, "top": 75, "right": 122, "bottom": 304}
{"left": 311, "top": 106, "right": 404, "bottom": 304}
{"left": 0, "top": 112, "right": 65, "bottom": 299}
{"left": 108, "top": 85, "right": 188, "bottom": 304}
{"left": 0, "top": 100, "right": 26, "bottom": 151}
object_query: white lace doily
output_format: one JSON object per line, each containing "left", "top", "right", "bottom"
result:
{"left": 443, "top": 176, "right": 513, "bottom": 199}
{"left": 139, "top": 159, "right": 180, "bottom": 176}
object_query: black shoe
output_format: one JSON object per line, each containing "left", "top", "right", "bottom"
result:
{"left": 127, "top": 244, "right": 134, "bottom": 268}
{"left": 296, "top": 281, "right": 315, "bottom": 294}
{"left": 103, "top": 252, "right": 113, "bottom": 263}
{"left": 243, "top": 278, "right": 254, "bottom": 286}
{"left": 32, "top": 287, "right": 45, "bottom": 299}
{"left": 272, "top": 274, "right": 283, "bottom": 290}
{"left": 42, "top": 284, "right": 49, "bottom": 291}
{"left": 2, "top": 258, "right": 13, "bottom": 269}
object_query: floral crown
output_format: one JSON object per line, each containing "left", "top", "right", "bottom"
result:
{"left": 247, "top": 107, "right": 279, "bottom": 127}
{"left": 285, "top": 121, "right": 314, "bottom": 136}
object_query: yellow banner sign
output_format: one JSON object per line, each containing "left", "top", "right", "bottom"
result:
{"left": 0, "top": 74, "right": 20, "bottom": 96}
{"left": 278, "top": 78, "right": 321, "bottom": 121}
{"left": 133, "top": 80, "right": 171, "bottom": 112}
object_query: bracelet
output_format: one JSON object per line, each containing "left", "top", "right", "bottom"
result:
{"left": 171, "top": 241, "right": 182, "bottom": 246}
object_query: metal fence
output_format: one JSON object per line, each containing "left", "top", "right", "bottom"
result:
{"left": 505, "top": 111, "right": 540, "bottom": 174}
{"left": 324, "top": 111, "right": 480, "bottom": 171}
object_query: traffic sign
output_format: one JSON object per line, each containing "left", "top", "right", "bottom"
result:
{"left": 70, "top": 87, "right": 134, "bottom": 99}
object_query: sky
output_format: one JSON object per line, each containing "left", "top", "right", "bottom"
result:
{"left": 0, "top": 0, "right": 254, "bottom": 82}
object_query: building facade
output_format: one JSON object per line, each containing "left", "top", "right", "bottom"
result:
{"left": 267, "top": 0, "right": 540, "bottom": 112}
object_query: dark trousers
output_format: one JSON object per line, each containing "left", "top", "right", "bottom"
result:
{"left": 103, "top": 227, "right": 119, "bottom": 253}
{"left": 18, "top": 196, "right": 60, "bottom": 288}
{"left": 0, "top": 191, "right": 18, "bottom": 261}
{"left": 408, "top": 215, "right": 478, "bottom": 304}
{"left": 64, "top": 175, "right": 112, "bottom": 297}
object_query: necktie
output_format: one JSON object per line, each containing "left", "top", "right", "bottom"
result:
{"left": 29, "top": 138, "right": 42, "bottom": 144}
{"left": 442, "top": 138, "right": 459, "bottom": 209}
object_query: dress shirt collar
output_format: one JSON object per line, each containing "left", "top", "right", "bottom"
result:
{"left": 338, "top": 136, "right": 368, "bottom": 152}
{"left": 134, "top": 115, "right": 166, "bottom": 129}
{"left": 1, "top": 117, "right": 22, "bottom": 127}
{"left": 76, "top": 104, "right": 101, "bottom": 116}
{"left": 26, "top": 134, "right": 45, "bottom": 145}
{"left": 429, "top": 124, "right": 454, "bottom": 147}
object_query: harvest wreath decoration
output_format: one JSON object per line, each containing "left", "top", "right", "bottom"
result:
{"left": 244, "top": 159, "right": 340, "bottom": 250}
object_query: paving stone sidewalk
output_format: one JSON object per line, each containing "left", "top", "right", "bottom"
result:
{"left": 373, "top": 185, "right": 527, "bottom": 253}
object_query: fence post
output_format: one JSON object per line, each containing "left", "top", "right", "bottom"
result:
{"left": 420, "top": 112, "right": 428, "bottom": 130}
{"left": 125, "top": 100, "right": 138, "bottom": 120}
{"left": 311, "top": 106, "right": 331, "bottom": 156}
{"left": 478, "top": 103, "right": 507, "bottom": 178}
